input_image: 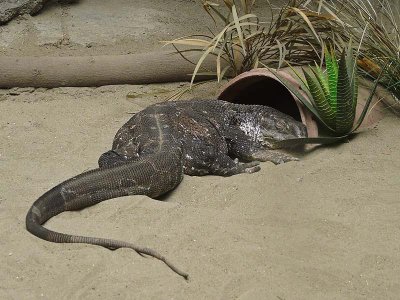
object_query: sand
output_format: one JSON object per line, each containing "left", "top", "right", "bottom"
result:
{"left": 1, "top": 1, "right": 400, "bottom": 299}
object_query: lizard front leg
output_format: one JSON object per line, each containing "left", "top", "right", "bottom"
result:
{"left": 209, "top": 154, "right": 261, "bottom": 176}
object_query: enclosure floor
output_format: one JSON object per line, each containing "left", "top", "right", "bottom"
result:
{"left": 1, "top": 1, "right": 400, "bottom": 299}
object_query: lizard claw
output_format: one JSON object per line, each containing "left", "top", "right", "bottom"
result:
{"left": 240, "top": 161, "right": 261, "bottom": 174}
{"left": 250, "top": 150, "right": 299, "bottom": 165}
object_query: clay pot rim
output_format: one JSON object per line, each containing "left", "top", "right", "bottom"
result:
{"left": 218, "top": 67, "right": 319, "bottom": 137}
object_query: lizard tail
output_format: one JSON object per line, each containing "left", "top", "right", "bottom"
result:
{"left": 26, "top": 151, "right": 188, "bottom": 279}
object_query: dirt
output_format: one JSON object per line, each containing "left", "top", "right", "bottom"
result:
{"left": 0, "top": 1, "right": 400, "bottom": 299}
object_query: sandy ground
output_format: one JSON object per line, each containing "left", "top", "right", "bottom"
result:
{"left": 1, "top": 1, "right": 400, "bottom": 299}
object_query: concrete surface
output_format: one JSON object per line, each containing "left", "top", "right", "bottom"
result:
{"left": 0, "top": 0, "right": 213, "bottom": 56}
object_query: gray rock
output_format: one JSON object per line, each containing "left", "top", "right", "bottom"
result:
{"left": 0, "top": 0, "right": 48, "bottom": 24}
{"left": 0, "top": 0, "right": 77, "bottom": 24}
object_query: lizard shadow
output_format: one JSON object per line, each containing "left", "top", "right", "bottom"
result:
{"left": 155, "top": 185, "right": 182, "bottom": 202}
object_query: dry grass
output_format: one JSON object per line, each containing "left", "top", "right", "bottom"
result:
{"left": 325, "top": 0, "right": 400, "bottom": 101}
{"left": 166, "top": 0, "right": 349, "bottom": 82}
{"left": 166, "top": 0, "right": 399, "bottom": 103}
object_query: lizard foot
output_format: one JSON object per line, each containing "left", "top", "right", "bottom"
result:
{"left": 212, "top": 160, "right": 261, "bottom": 176}
{"left": 240, "top": 161, "right": 261, "bottom": 174}
{"left": 251, "top": 150, "right": 299, "bottom": 165}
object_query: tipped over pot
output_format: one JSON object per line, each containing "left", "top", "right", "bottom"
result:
{"left": 218, "top": 68, "right": 388, "bottom": 138}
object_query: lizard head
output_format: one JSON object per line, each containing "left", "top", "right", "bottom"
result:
{"left": 237, "top": 108, "right": 307, "bottom": 148}
{"left": 260, "top": 113, "right": 308, "bottom": 141}
{"left": 250, "top": 108, "right": 308, "bottom": 149}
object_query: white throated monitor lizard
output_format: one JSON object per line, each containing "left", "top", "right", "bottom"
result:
{"left": 26, "top": 99, "right": 307, "bottom": 279}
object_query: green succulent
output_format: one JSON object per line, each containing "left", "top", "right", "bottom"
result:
{"left": 270, "top": 43, "right": 382, "bottom": 148}
{"left": 300, "top": 46, "right": 358, "bottom": 135}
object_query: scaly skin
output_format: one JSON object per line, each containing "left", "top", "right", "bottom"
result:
{"left": 26, "top": 99, "right": 307, "bottom": 279}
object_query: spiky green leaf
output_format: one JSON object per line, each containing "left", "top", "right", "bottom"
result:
{"left": 311, "top": 64, "right": 331, "bottom": 108}
{"left": 336, "top": 49, "right": 356, "bottom": 135}
{"left": 346, "top": 46, "right": 358, "bottom": 111}
{"left": 269, "top": 68, "right": 333, "bottom": 130}
{"left": 325, "top": 47, "right": 338, "bottom": 112}
{"left": 304, "top": 68, "right": 336, "bottom": 129}
{"left": 352, "top": 75, "right": 358, "bottom": 112}
{"left": 345, "top": 45, "right": 358, "bottom": 112}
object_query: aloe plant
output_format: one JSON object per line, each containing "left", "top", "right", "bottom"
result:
{"left": 269, "top": 44, "right": 383, "bottom": 147}
{"left": 301, "top": 46, "right": 358, "bottom": 135}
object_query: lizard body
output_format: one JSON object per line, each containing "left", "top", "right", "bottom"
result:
{"left": 26, "top": 99, "right": 307, "bottom": 279}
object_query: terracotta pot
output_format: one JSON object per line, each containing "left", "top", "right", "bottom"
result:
{"left": 218, "top": 67, "right": 388, "bottom": 137}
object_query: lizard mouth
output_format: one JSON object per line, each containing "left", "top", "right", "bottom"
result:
{"left": 260, "top": 130, "right": 300, "bottom": 149}
{"left": 259, "top": 131, "right": 280, "bottom": 149}
{"left": 260, "top": 128, "right": 286, "bottom": 142}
